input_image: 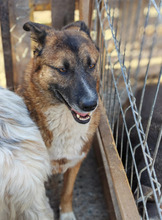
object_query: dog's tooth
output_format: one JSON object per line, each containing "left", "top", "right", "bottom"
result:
{"left": 80, "top": 115, "right": 90, "bottom": 121}
{"left": 77, "top": 114, "right": 80, "bottom": 119}
{"left": 76, "top": 113, "right": 91, "bottom": 121}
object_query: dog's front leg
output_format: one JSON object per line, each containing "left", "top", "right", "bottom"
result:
{"left": 59, "top": 161, "right": 82, "bottom": 220}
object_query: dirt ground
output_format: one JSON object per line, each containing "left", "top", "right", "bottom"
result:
{"left": 46, "top": 147, "right": 109, "bottom": 220}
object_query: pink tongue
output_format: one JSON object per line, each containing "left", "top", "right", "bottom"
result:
{"left": 71, "top": 109, "right": 88, "bottom": 117}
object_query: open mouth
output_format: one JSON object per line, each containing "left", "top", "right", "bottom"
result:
{"left": 53, "top": 90, "right": 92, "bottom": 124}
{"left": 71, "top": 109, "right": 91, "bottom": 124}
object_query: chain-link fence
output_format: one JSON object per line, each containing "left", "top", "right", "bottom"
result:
{"left": 1, "top": 0, "right": 162, "bottom": 219}
{"left": 92, "top": 0, "right": 162, "bottom": 219}
{"left": 0, "top": 0, "right": 75, "bottom": 89}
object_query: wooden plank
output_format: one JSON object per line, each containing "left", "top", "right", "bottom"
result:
{"left": 0, "top": 0, "right": 14, "bottom": 90}
{"left": 96, "top": 105, "right": 140, "bottom": 220}
{"left": 33, "top": 0, "right": 50, "bottom": 5}
{"left": 95, "top": 129, "right": 122, "bottom": 220}
{"left": 51, "top": 0, "right": 75, "bottom": 29}
{"left": 93, "top": 134, "right": 116, "bottom": 220}
{"left": 33, "top": 4, "right": 51, "bottom": 11}
{"left": 9, "top": 0, "right": 31, "bottom": 88}
{"left": 32, "top": 0, "right": 51, "bottom": 11}
{"left": 79, "top": 0, "right": 93, "bottom": 27}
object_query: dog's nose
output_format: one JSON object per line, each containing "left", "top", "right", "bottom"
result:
{"left": 80, "top": 98, "right": 98, "bottom": 112}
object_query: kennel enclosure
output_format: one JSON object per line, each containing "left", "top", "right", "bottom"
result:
{"left": 92, "top": 0, "right": 162, "bottom": 219}
{"left": 0, "top": 0, "right": 162, "bottom": 219}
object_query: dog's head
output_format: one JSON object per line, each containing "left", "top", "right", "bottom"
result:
{"left": 23, "top": 21, "right": 99, "bottom": 124}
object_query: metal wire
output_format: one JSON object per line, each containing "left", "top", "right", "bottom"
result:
{"left": 1, "top": 0, "right": 161, "bottom": 218}
{"left": 93, "top": 0, "right": 162, "bottom": 219}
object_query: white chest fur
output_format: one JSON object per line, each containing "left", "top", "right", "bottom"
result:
{"left": 45, "top": 105, "right": 89, "bottom": 164}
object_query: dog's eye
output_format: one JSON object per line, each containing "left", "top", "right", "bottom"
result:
{"left": 89, "top": 64, "right": 95, "bottom": 69}
{"left": 59, "top": 68, "right": 66, "bottom": 73}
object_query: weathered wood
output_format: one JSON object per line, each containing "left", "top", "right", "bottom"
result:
{"left": 33, "top": 0, "right": 50, "bottom": 5}
{"left": 0, "top": 0, "right": 14, "bottom": 90}
{"left": 9, "top": 0, "right": 31, "bottom": 88}
{"left": 95, "top": 105, "right": 140, "bottom": 220}
{"left": 79, "top": 0, "right": 93, "bottom": 27}
{"left": 93, "top": 134, "right": 116, "bottom": 220}
{"left": 51, "top": 0, "right": 75, "bottom": 29}
{"left": 88, "top": 0, "right": 94, "bottom": 30}
{"left": 32, "top": 0, "right": 51, "bottom": 11}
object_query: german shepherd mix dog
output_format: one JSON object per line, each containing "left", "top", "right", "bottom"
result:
{"left": 0, "top": 87, "right": 54, "bottom": 220}
{"left": 18, "top": 21, "right": 100, "bottom": 220}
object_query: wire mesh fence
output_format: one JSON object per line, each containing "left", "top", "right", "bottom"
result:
{"left": 0, "top": 0, "right": 52, "bottom": 89}
{"left": 0, "top": 0, "right": 77, "bottom": 89}
{"left": 92, "top": 0, "right": 162, "bottom": 219}
{"left": 0, "top": 0, "right": 162, "bottom": 219}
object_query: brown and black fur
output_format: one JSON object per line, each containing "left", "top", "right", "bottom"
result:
{"left": 18, "top": 21, "right": 100, "bottom": 219}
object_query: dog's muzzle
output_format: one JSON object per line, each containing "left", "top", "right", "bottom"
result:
{"left": 71, "top": 109, "right": 92, "bottom": 124}
{"left": 71, "top": 97, "right": 98, "bottom": 124}
{"left": 51, "top": 88, "right": 98, "bottom": 124}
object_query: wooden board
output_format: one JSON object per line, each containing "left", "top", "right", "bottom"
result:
{"left": 79, "top": 0, "right": 93, "bottom": 27}
{"left": 0, "top": 0, "right": 14, "bottom": 90}
{"left": 94, "top": 104, "right": 141, "bottom": 220}
{"left": 51, "top": 0, "right": 75, "bottom": 29}
{"left": 9, "top": 0, "right": 31, "bottom": 88}
{"left": 93, "top": 134, "right": 116, "bottom": 220}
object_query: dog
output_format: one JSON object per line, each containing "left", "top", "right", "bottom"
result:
{"left": 17, "top": 21, "right": 100, "bottom": 220}
{"left": 0, "top": 87, "right": 54, "bottom": 220}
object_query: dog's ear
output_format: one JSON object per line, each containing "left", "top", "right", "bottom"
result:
{"left": 23, "top": 22, "right": 51, "bottom": 45}
{"left": 62, "top": 21, "right": 90, "bottom": 37}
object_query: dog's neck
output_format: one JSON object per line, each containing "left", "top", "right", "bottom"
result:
{"left": 18, "top": 62, "right": 59, "bottom": 147}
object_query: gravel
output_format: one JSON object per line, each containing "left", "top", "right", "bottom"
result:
{"left": 46, "top": 147, "right": 109, "bottom": 220}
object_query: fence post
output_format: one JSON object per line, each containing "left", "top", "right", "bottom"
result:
{"left": 79, "top": 0, "right": 93, "bottom": 27}
{"left": 51, "top": 0, "right": 75, "bottom": 29}
{"left": 0, "top": 0, "right": 14, "bottom": 90}
{"left": 9, "top": 0, "right": 31, "bottom": 88}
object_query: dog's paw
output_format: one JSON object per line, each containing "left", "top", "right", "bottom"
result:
{"left": 59, "top": 212, "right": 76, "bottom": 220}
